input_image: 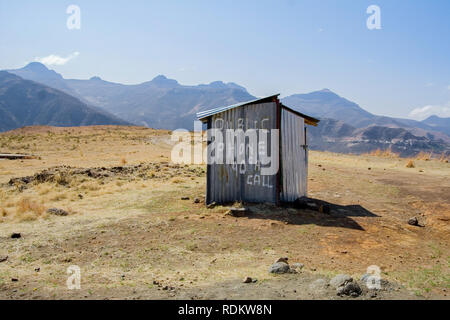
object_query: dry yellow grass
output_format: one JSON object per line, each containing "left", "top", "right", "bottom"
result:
{"left": 0, "top": 126, "right": 448, "bottom": 299}
{"left": 14, "top": 197, "right": 46, "bottom": 221}
{"left": 364, "top": 148, "right": 400, "bottom": 158}
{"left": 416, "top": 151, "right": 432, "bottom": 161}
{"left": 406, "top": 160, "right": 415, "bottom": 168}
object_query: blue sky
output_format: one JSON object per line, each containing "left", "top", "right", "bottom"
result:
{"left": 1, "top": 0, "right": 449, "bottom": 120}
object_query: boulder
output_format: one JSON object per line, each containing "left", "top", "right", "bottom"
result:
{"left": 330, "top": 274, "right": 353, "bottom": 289}
{"left": 269, "top": 262, "right": 290, "bottom": 274}
{"left": 337, "top": 282, "right": 362, "bottom": 297}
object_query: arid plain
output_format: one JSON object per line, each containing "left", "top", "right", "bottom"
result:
{"left": 0, "top": 126, "right": 448, "bottom": 299}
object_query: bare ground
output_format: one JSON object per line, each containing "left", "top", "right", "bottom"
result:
{"left": 0, "top": 126, "right": 448, "bottom": 300}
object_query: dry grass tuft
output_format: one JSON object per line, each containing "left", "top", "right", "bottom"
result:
{"left": 171, "top": 177, "right": 184, "bottom": 184}
{"left": 406, "top": 160, "right": 415, "bottom": 168}
{"left": 15, "top": 198, "right": 46, "bottom": 221}
{"left": 439, "top": 152, "right": 449, "bottom": 163}
{"left": 416, "top": 151, "right": 432, "bottom": 161}
{"left": 365, "top": 148, "right": 399, "bottom": 158}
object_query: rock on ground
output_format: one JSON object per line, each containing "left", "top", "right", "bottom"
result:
{"left": 269, "top": 262, "right": 290, "bottom": 274}
{"left": 330, "top": 274, "right": 353, "bottom": 289}
{"left": 47, "top": 208, "right": 69, "bottom": 216}
{"left": 337, "top": 282, "right": 362, "bottom": 297}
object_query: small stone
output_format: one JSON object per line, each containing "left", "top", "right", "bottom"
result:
{"left": 330, "top": 274, "right": 353, "bottom": 289}
{"left": 408, "top": 217, "right": 419, "bottom": 226}
{"left": 243, "top": 277, "right": 253, "bottom": 284}
{"left": 181, "top": 197, "right": 190, "bottom": 201}
{"left": 194, "top": 198, "right": 200, "bottom": 204}
{"left": 11, "top": 233, "right": 21, "bottom": 239}
{"left": 162, "top": 286, "right": 169, "bottom": 290}
{"left": 34, "top": 267, "right": 40, "bottom": 272}
{"left": 11, "top": 278, "right": 19, "bottom": 282}
{"left": 291, "top": 263, "right": 304, "bottom": 271}
{"left": 206, "top": 202, "right": 217, "bottom": 209}
{"left": 47, "top": 208, "right": 69, "bottom": 216}
{"left": 269, "top": 262, "right": 290, "bottom": 274}
{"left": 0, "top": 256, "right": 8, "bottom": 263}
{"left": 78, "top": 194, "right": 84, "bottom": 199}
{"left": 275, "top": 257, "right": 289, "bottom": 264}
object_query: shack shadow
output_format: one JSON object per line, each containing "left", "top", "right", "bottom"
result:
{"left": 234, "top": 198, "right": 379, "bottom": 231}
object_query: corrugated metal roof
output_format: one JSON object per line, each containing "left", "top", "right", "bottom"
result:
{"left": 197, "top": 94, "right": 280, "bottom": 121}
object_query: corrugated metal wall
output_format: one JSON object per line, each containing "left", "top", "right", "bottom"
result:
{"left": 206, "top": 102, "right": 278, "bottom": 204}
{"left": 281, "top": 108, "right": 307, "bottom": 202}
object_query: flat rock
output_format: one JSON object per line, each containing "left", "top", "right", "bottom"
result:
{"left": 330, "top": 274, "right": 353, "bottom": 289}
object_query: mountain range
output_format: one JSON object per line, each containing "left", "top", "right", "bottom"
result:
{"left": 3, "top": 62, "right": 450, "bottom": 156}
{"left": 0, "top": 71, "right": 129, "bottom": 132}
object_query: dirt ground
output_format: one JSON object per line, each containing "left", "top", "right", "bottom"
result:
{"left": 0, "top": 126, "right": 448, "bottom": 300}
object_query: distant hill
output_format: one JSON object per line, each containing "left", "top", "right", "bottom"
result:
{"left": 8, "top": 63, "right": 255, "bottom": 130}
{"left": 307, "top": 118, "right": 449, "bottom": 157}
{"left": 0, "top": 71, "right": 129, "bottom": 132}
{"left": 422, "top": 115, "right": 450, "bottom": 136}
{"left": 4, "top": 63, "right": 449, "bottom": 156}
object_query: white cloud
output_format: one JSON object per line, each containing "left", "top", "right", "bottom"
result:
{"left": 409, "top": 103, "right": 450, "bottom": 120}
{"left": 34, "top": 52, "right": 80, "bottom": 66}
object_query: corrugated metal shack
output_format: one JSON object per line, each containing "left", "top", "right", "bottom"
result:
{"left": 197, "top": 94, "right": 319, "bottom": 205}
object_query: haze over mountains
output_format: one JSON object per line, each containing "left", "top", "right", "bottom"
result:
{"left": 3, "top": 62, "right": 450, "bottom": 156}
{"left": 0, "top": 71, "right": 129, "bottom": 132}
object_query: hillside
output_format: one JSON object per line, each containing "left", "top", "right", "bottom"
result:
{"left": 0, "top": 72, "right": 129, "bottom": 132}
{"left": 8, "top": 63, "right": 256, "bottom": 129}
